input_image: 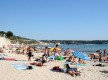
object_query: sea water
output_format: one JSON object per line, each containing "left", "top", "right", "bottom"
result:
{"left": 36, "top": 44, "right": 108, "bottom": 54}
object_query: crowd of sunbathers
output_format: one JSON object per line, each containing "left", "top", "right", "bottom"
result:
{"left": 89, "top": 49, "right": 108, "bottom": 62}
{"left": 26, "top": 44, "right": 84, "bottom": 77}
{"left": 1, "top": 44, "right": 108, "bottom": 77}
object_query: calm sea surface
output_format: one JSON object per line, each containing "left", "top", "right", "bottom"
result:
{"left": 36, "top": 44, "right": 108, "bottom": 54}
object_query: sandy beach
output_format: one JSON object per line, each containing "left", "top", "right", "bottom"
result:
{"left": 0, "top": 52, "right": 108, "bottom": 80}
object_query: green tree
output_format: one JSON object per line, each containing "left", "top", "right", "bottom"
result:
{"left": 0, "top": 31, "right": 6, "bottom": 36}
{"left": 6, "top": 31, "right": 13, "bottom": 38}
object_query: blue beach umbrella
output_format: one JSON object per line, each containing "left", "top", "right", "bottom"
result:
{"left": 72, "top": 52, "right": 90, "bottom": 60}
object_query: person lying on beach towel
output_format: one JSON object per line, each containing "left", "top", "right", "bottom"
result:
{"left": 93, "top": 64, "right": 105, "bottom": 67}
{"left": 102, "top": 57, "right": 108, "bottom": 62}
{"left": 78, "top": 58, "right": 86, "bottom": 64}
{"left": 64, "top": 57, "right": 81, "bottom": 76}
{"left": 30, "top": 57, "right": 46, "bottom": 67}
{"left": 64, "top": 63, "right": 81, "bottom": 77}
{"left": 66, "top": 56, "right": 77, "bottom": 64}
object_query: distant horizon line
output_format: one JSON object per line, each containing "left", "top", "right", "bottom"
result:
{"left": 37, "top": 39, "right": 108, "bottom": 41}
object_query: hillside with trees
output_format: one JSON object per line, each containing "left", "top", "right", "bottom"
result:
{"left": 41, "top": 40, "right": 108, "bottom": 44}
{"left": 0, "top": 31, "right": 37, "bottom": 44}
{"left": 1, "top": 31, "right": 108, "bottom": 45}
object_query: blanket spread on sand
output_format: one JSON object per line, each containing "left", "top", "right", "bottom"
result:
{"left": 11, "top": 63, "right": 28, "bottom": 70}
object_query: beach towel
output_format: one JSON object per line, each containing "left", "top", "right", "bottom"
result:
{"left": 0, "top": 53, "right": 16, "bottom": 61}
{"left": 56, "top": 56, "right": 64, "bottom": 60}
{"left": 62, "top": 56, "right": 69, "bottom": 58}
{"left": 93, "top": 64, "right": 106, "bottom": 67}
{"left": 65, "top": 61, "right": 72, "bottom": 64}
{"left": 0, "top": 54, "right": 7, "bottom": 57}
{"left": 5, "top": 58, "right": 15, "bottom": 61}
{"left": 49, "top": 55, "right": 55, "bottom": 60}
{"left": 76, "top": 63, "right": 87, "bottom": 66}
{"left": 12, "top": 63, "right": 28, "bottom": 70}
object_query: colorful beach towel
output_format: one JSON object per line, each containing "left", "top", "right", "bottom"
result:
{"left": 56, "top": 56, "right": 64, "bottom": 60}
{"left": 5, "top": 58, "right": 15, "bottom": 61}
{"left": 0, "top": 53, "right": 16, "bottom": 61}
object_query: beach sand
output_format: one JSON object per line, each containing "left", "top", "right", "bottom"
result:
{"left": 0, "top": 53, "right": 108, "bottom": 80}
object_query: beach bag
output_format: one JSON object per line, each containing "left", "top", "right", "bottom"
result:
{"left": 53, "top": 66, "right": 60, "bottom": 71}
{"left": 52, "top": 66, "right": 63, "bottom": 72}
{"left": 56, "top": 56, "right": 64, "bottom": 60}
{"left": 27, "top": 66, "right": 33, "bottom": 70}
{"left": 0, "top": 57, "right": 4, "bottom": 60}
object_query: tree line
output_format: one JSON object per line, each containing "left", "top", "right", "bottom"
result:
{"left": 41, "top": 40, "right": 108, "bottom": 44}
{"left": 0, "top": 31, "right": 36, "bottom": 44}
{"left": 0, "top": 31, "right": 13, "bottom": 38}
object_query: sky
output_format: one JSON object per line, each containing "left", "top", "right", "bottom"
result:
{"left": 0, "top": 0, "right": 108, "bottom": 40}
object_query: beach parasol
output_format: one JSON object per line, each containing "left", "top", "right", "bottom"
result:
{"left": 50, "top": 47, "right": 61, "bottom": 51}
{"left": 72, "top": 52, "right": 90, "bottom": 60}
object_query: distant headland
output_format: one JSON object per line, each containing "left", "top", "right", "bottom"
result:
{"left": 1, "top": 31, "right": 108, "bottom": 45}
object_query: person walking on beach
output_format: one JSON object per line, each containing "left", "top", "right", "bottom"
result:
{"left": 53, "top": 44, "right": 60, "bottom": 58}
{"left": 27, "top": 46, "right": 33, "bottom": 52}
{"left": 99, "top": 49, "right": 102, "bottom": 62}
{"left": 28, "top": 50, "right": 32, "bottom": 62}
{"left": 42, "top": 47, "right": 49, "bottom": 60}
{"left": 33, "top": 47, "right": 37, "bottom": 53}
{"left": 103, "top": 49, "right": 107, "bottom": 57}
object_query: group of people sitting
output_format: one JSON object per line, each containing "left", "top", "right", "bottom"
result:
{"left": 30, "top": 57, "right": 46, "bottom": 67}
{"left": 52, "top": 56, "right": 81, "bottom": 77}
{"left": 27, "top": 44, "right": 86, "bottom": 66}
{"left": 89, "top": 49, "right": 108, "bottom": 62}
{"left": 64, "top": 56, "right": 81, "bottom": 76}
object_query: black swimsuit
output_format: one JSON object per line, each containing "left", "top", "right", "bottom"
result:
{"left": 28, "top": 52, "right": 32, "bottom": 57}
